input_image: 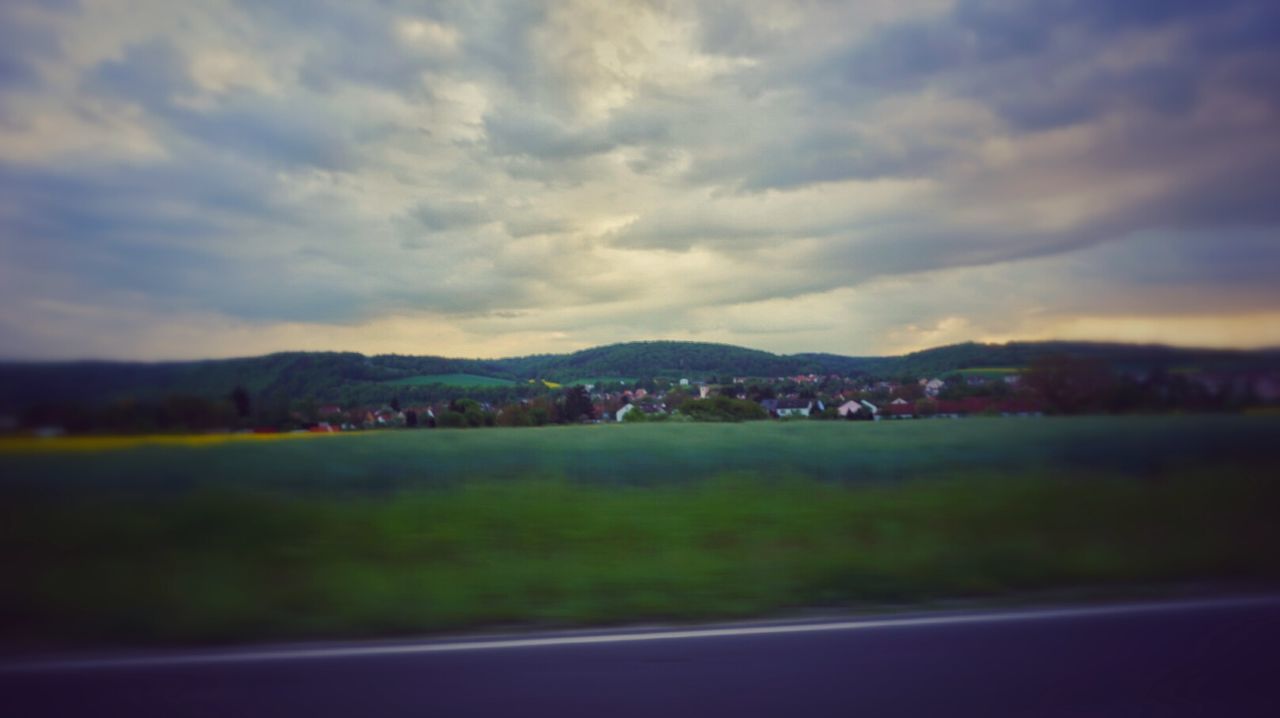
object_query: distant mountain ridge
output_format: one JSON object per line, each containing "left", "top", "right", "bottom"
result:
{"left": 2, "top": 340, "right": 1277, "bottom": 409}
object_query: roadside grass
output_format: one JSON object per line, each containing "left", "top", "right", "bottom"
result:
{"left": 0, "top": 431, "right": 343, "bottom": 453}
{"left": 3, "top": 467, "right": 1278, "bottom": 646}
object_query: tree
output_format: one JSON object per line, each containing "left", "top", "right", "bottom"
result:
{"left": 496, "top": 403, "right": 534, "bottom": 427}
{"left": 528, "top": 396, "right": 557, "bottom": 425}
{"left": 1024, "top": 355, "right": 1114, "bottom": 414}
{"left": 229, "top": 386, "right": 251, "bottom": 419}
{"left": 450, "top": 398, "right": 488, "bottom": 427}
{"left": 561, "top": 386, "right": 594, "bottom": 422}
{"left": 436, "top": 410, "right": 467, "bottom": 428}
{"left": 717, "top": 384, "right": 743, "bottom": 399}
{"left": 678, "top": 396, "right": 768, "bottom": 422}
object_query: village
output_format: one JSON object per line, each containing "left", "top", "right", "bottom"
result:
{"left": 308, "top": 372, "right": 1049, "bottom": 432}
{"left": 281, "top": 359, "right": 1280, "bottom": 434}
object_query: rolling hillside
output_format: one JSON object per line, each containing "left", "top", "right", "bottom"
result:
{"left": 1, "top": 340, "right": 1276, "bottom": 410}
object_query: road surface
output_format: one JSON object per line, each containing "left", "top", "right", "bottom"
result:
{"left": 3, "top": 596, "right": 1278, "bottom": 717}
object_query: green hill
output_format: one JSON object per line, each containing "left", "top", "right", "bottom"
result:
{"left": 2, "top": 340, "right": 1276, "bottom": 411}
{"left": 502, "top": 341, "right": 797, "bottom": 381}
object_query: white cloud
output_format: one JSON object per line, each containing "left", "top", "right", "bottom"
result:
{"left": 1, "top": 0, "right": 1278, "bottom": 360}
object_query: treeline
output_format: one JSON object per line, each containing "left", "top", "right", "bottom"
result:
{"left": 439, "top": 387, "right": 597, "bottom": 428}
{"left": 4, "top": 340, "right": 1278, "bottom": 419}
{"left": 1021, "top": 356, "right": 1268, "bottom": 415}
{"left": 20, "top": 395, "right": 249, "bottom": 434}
{"left": 333, "top": 382, "right": 550, "bottom": 408}
{"left": 665, "top": 396, "right": 768, "bottom": 422}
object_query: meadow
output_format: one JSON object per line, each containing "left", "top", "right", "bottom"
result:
{"left": 946, "top": 366, "right": 1024, "bottom": 377}
{"left": 4, "top": 415, "right": 1276, "bottom": 496}
{"left": 2, "top": 416, "right": 1278, "bottom": 647}
{"left": 382, "top": 373, "right": 517, "bottom": 387}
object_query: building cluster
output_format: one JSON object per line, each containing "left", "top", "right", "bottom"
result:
{"left": 301, "top": 372, "right": 1049, "bottom": 432}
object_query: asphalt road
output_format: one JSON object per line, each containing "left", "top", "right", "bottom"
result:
{"left": 4, "top": 596, "right": 1278, "bottom": 717}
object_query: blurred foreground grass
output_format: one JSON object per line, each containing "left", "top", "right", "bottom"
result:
{"left": 4, "top": 467, "right": 1278, "bottom": 646}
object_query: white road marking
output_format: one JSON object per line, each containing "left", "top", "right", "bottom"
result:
{"left": 5, "top": 595, "right": 1277, "bottom": 673}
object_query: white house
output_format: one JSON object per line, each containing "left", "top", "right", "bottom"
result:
{"left": 616, "top": 404, "right": 635, "bottom": 422}
{"left": 924, "top": 378, "right": 946, "bottom": 397}
{"left": 775, "top": 398, "right": 814, "bottom": 417}
{"left": 837, "top": 400, "right": 862, "bottom": 417}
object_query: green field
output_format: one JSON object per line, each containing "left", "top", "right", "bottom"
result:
{"left": 947, "top": 366, "right": 1024, "bottom": 377}
{"left": 4, "top": 415, "right": 1275, "bottom": 494}
{"left": 561, "top": 376, "right": 637, "bottom": 387}
{"left": 2, "top": 416, "right": 1278, "bottom": 647}
{"left": 383, "top": 373, "right": 516, "bottom": 387}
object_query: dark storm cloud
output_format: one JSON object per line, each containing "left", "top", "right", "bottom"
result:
{"left": 694, "top": 2, "right": 774, "bottom": 58}
{"left": 409, "top": 198, "right": 490, "bottom": 231}
{"left": 0, "top": 1, "right": 67, "bottom": 94}
{"left": 832, "top": 0, "right": 1279, "bottom": 130}
{"left": 666, "top": 0, "right": 1280, "bottom": 279}
{"left": 690, "top": 127, "right": 960, "bottom": 192}
{"left": 483, "top": 108, "right": 667, "bottom": 160}
{"left": 686, "top": 0, "right": 1276, "bottom": 199}
{"left": 0, "top": 156, "right": 281, "bottom": 244}
{"left": 0, "top": 156, "right": 342, "bottom": 322}
{"left": 87, "top": 40, "right": 359, "bottom": 171}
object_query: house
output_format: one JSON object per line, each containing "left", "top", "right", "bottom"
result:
{"left": 923, "top": 378, "right": 946, "bottom": 397}
{"left": 698, "top": 385, "right": 712, "bottom": 398}
{"left": 775, "top": 398, "right": 814, "bottom": 418}
{"left": 616, "top": 403, "right": 635, "bottom": 422}
{"left": 995, "top": 398, "right": 1045, "bottom": 416}
{"left": 935, "top": 398, "right": 992, "bottom": 417}
{"left": 837, "top": 400, "right": 862, "bottom": 417}
{"left": 890, "top": 397, "right": 909, "bottom": 406}
{"left": 860, "top": 399, "right": 879, "bottom": 416}
{"left": 759, "top": 398, "right": 779, "bottom": 415}
{"left": 882, "top": 403, "right": 915, "bottom": 419}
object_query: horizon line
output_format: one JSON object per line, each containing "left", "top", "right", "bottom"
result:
{"left": 2, "top": 337, "right": 1279, "bottom": 366}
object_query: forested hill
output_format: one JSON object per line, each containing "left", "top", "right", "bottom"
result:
{"left": 1, "top": 340, "right": 1276, "bottom": 409}
{"left": 501, "top": 341, "right": 800, "bottom": 378}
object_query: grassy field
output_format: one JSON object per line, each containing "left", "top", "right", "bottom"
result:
{"left": 2, "top": 416, "right": 1278, "bottom": 647}
{"left": 947, "top": 366, "right": 1024, "bottom": 377}
{"left": 561, "top": 376, "right": 637, "bottom": 387}
{"left": 3, "top": 415, "right": 1276, "bottom": 495}
{"left": 384, "top": 373, "right": 516, "bottom": 387}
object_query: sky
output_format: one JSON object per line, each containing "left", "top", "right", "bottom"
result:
{"left": 1, "top": 0, "right": 1279, "bottom": 360}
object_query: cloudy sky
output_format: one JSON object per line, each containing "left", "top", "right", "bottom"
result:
{"left": 1, "top": 0, "right": 1279, "bottom": 360}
